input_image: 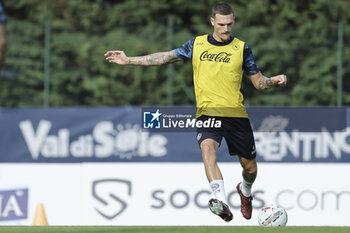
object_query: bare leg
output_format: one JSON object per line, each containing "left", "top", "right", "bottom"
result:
{"left": 236, "top": 156, "right": 257, "bottom": 219}
{"left": 202, "top": 138, "right": 233, "bottom": 222}
{"left": 238, "top": 156, "right": 257, "bottom": 183}
{"left": 200, "top": 138, "right": 221, "bottom": 182}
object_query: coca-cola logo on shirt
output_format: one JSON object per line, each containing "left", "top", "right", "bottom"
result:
{"left": 199, "top": 51, "right": 232, "bottom": 63}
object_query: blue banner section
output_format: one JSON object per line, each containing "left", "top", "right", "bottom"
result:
{"left": 0, "top": 107, "right": 349, "bottom": 163}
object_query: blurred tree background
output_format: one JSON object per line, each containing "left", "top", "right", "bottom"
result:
{"left": 0, "top": 0, "right": 349, "bottom": 107}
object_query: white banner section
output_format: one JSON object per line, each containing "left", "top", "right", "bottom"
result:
{"left": 82, "top": 163, "right": 350, "bottom": 226}
{"left": 0, "top": 163, "right": 349, "bottom": 226}
{"left": 0, "top": 164, "right": 82, "bottom": 225}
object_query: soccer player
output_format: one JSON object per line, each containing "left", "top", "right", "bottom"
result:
{"left": 104, "top": 2, "right": 287, "bottom": 223}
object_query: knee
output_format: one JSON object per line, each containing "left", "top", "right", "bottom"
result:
{"left": 201, "top": 143, "right": 215, "bottom": 155}
{"left": 244, "top": 161, "right": 257, "bottom": 175}
{"left": 200, "top": 143, "right": 217, "bottom": 164}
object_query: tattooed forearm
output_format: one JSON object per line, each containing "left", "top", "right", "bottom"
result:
{"left": 258, "top": 76, "right": 273, "bottom": 89}
{"left": 128, "top": 51, "right": 181, "bottom": 66}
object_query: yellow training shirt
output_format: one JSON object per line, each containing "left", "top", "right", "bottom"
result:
{"left": 192, "top": 34, "right": 248, "bottom": 118}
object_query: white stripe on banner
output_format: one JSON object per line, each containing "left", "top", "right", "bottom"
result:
{"left": 0, "top": 163, "right": 348, "bottom": 226}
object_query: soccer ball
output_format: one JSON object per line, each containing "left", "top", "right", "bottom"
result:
{"left": 258, "top": 204, "right": 288, "bottom": 226}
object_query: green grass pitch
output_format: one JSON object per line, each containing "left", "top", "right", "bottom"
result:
{"left": 0, "top": 226, "right": 349, "bottom": 233}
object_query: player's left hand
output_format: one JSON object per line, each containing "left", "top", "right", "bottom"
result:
{"left": 270, "top": 74, "right": 287, "bottom": 87}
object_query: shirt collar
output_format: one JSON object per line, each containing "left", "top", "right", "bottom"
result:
{"left": 207, "top": 34, "right": 234, "bottom": 46}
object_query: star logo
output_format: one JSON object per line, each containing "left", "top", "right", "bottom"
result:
{"left": 150, "top": 109, "right": 162, "bottom": 122}
{"left": 143, "top": 109, "right": 162, "bottom": 129}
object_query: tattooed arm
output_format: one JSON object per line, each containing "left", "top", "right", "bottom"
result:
{"left": 104, "top": 50, "right": 182, "bottom": 66}
{"left": 249, "top": 71, "right": 287, "bottom": 90}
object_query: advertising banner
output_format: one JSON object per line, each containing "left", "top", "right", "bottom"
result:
{"left": 81, "top": 163, "right": 350, "bottom": 226}
{"left": 0, "top": 163, "right": 348, "bottom": 226}
{"left": 0, "top": 107, "right": 349, "bottom": 226}
{"left": 0, "top": 107, "right": 349, "bottom": 163}
{"left": 0, "top": 164, "right": 82, "bottom": 225}
{"left": 0, "top": 188, "right": 28, "bottom": 222}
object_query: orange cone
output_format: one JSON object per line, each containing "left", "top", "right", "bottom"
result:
{"left": 32, "top": 203, "right": 48, "bottom": 226}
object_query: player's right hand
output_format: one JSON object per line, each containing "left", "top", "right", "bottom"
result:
{"left": 104, "top": 50, "right": 129, "bottom": 65}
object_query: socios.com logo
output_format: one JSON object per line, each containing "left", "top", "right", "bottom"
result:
{"left": 92, "top": 179, "right": 132, "bottom": 220}
{"left": 143, "top": 109, "right": 162, "bottom": 129}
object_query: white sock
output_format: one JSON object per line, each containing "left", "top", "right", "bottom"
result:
{"left": 210, "top": 180, "right": 228, "bottom": 204}
{"left": 241, "top": 179, "right": 253, "bottom": 197}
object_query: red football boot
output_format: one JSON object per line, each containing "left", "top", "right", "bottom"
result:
{"left": 236, "top": 182, "right": 253, "bottom": 219}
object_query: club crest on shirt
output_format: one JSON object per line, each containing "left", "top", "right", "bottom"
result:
{"left": 232, "top": 44, "right": 240, "bottom": 50}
